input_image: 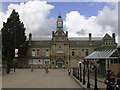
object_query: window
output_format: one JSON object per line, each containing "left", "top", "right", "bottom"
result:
{"left": 82, "top": 49, "right": 84, "bottom": 51}
{"left": 32, "top": 49, "right": 36, "bottom": 56}
{"left": 71, "top": 49, "right": 75, "bottom": 56}
{"left": 81, "top": 49, "right": 89, "bottom": 56}
{"left": 56, "top": 45, "right": 64, "bottom": 53}
{"left": 86, "top": 49, "right": 89, "bottom": 56}
{"left": 66, "top": 62, "right": 68, "bottom": 64}
{"left": 44, "top": 59, "right": 50, "bottom": 64}
{"left": 46, "top": 49, "right": 49, "bottom": 56}
{"left": 39, "top": 59, "right": 43, "bottom": 64}
{"left": 36, "top": 50, "right": 40, "bottom": 56}
{"left": 52, "top": 62, "right": 54, "bottom": 65}
{"left": 110, "top": 59, "right": 120, "bottom": 64}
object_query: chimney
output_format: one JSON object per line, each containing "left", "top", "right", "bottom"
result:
{"left": 66, "top": 31, "right": 68, "bottom": 37}
{"left": 29, "top": 33, "right": 32, "bottom": 41}
{"left": 52, "top": 31, "right": 54, "bottom": 37}
{"left": 89, "top": 33, "right": 92, "bottom": 41}
{"left": 112, "top": 33, "right": 115, "bottom": 43}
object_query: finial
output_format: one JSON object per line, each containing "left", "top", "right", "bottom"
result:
{"left": 58, "top": 12, "right": 61, "bottom": 16}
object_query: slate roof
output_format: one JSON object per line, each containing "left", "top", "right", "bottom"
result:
{"left": 27, "top": 37, "right": 102, "bottom": 41}
{"left": 30, "top": 41, "right": 51, "bottom": 47}
{"left": 69, "top": 37, "right": 102, "bottom": 41}
{"left": 70, "top": 40, "right": 101, "bottom": 47}
{"left": 29, "top": 37, "right": 102, "bottom": 47}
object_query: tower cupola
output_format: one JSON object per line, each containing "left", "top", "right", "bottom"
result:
{"left": 57, "top": 12, "right": 63, "bottom": 29}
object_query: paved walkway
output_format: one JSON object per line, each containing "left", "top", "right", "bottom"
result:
{"left": 2, "top": 69, "right": 83, "bottom": 88}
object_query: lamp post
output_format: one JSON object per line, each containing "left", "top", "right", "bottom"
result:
{"left": 78, "top": 67, "right": 79, "bottom": 80}
{"left": 13, "top": 25, "right": 17, "bottom": 72}
{"left": 13, "top": 58, "right": 17, "bottom": 72}
{"left": 107, "top": 69, "right": 111, "bottom": 80}
{"left": 87, "top": 60, "right": 90, "bottom": 88}
{"left": 94, "top": 65, "right": 98, "bottom": 90}
{"left": 83, "top": 60, "right": 86, "bottom": 85}
{"left": 79, "top": 62, "right": 82, "bottom": 82}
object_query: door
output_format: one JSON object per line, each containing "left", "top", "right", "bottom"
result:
{"left": 56, "top": 58, "right": 64, "bottom": 68}
{"left": 99, "top": 59, "right": 106, "bottom": 74}
{"left": 58, "top": 63, "right": 63, "bottom": 68}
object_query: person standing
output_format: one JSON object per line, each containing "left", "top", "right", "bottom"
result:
{"left": 116, "top": 77, "right": 120, "bottom": 90}
{"left": 104, "top": 76, "right": 116, "bottom": 90}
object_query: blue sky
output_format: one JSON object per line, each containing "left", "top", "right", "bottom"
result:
{"left": 2, "top": 2, "right": 115, "bottom": 20}
{"left": 0, "top": 1, "right": 118, "bottom": 42}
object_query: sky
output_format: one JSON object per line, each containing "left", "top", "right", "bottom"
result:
{"left": 0, "top": 0, "right": 119, "bottom": 44}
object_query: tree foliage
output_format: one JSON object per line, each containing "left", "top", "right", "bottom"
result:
{"left": 1, "top": 9, "right": 26, "bottom": 74}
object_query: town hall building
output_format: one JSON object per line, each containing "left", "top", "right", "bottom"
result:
{"left": 26, "top": 14, "right": 117, "bottom": 69}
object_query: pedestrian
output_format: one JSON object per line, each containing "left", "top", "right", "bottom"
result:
{"left": 68, "top": 67, "right": 71, "bottom": 75}
{"left": 63, "top": 66, "right": 65, "bottom": 71}
{"left": 23, "top": 64, "right": 26, "bottom": 69}
{"left": 104, "top": 76, "right": 116, "bottom": 90}
{"left": 116, "top": 74, "right": 120, "bottom": 90}
{"left": 30, "top": 65, "right": 33, "bottom": 72}
{"left": 45, "top": 67, "right": 49, "bottom": 73}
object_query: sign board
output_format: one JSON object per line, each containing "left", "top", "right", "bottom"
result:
{"left": 15, "top": 49, "right": 18, "bottom": 57}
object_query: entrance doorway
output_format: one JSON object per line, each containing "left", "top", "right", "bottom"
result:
{"left": 56, "top": 59, "right": 64, "bottom": 68}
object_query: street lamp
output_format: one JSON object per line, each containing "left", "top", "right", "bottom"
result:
{"left": 86, "top": 60, "right": 90, "bottom": 88}
{"left": 77, "top": 67, "right": 79, "bottom": 80}
{"left": 79, "top": 62, "right": 82, "bottom": 82}
{"left": 82, "top": 60, "right": 86, "bottom": 85}
{"left": 94, "top": 65, "right": 98, "bottom": 90}
{"left": 13, "top": 25, "right": 17, "bottom": 72}
{"left": 13, "top": 58, "right": 17, "bottom": 72}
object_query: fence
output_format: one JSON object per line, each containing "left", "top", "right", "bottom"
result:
{"left": 72, "top": 67, "right": 106, "bottom": 89}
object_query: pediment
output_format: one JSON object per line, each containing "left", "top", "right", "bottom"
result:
{"left": 54, "top": 29, "right": 66, "bottom": 37}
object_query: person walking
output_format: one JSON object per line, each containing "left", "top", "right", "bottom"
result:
{"left": 45, "top": 67, "right": 49, "bottom": 73}
{"left": 30, "top": 65, "right": 33, "bottom": 72}
{"left": 68, "top": 67, "right": 71, "bottom": 75}
{"left": 104, "top": 76, "right": 116, "bottom": 90}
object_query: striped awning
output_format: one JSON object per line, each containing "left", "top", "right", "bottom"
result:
{"left": 84, "top": 49, "right": 118, "bottom": 60}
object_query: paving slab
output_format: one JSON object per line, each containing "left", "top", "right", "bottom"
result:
{"left": 2, "top": 69, "right": 83, "bottom": 88}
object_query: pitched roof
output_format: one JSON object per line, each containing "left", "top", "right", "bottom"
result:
{"left": 102, "top": 33, "right": 113, "bottom": 40}
{"left": 70, "top": 40, "right": 101, "bottom": 47}
{"left": 30, "top": 41, "right": 51, "bottom": 48}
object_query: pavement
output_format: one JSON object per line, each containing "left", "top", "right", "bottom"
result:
{"left": 71, "top": 70, "right": 106, "bottom": 89}
{"left": 2, "top": 69, "right": 83, "bottom": 88}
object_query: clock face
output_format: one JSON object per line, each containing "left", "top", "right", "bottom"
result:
{"left": 58, "top": 22, "right": 62, "bottom": 27}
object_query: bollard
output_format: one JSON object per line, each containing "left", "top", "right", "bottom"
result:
{"left": 94, "top": 65, "right": 98, "bottom": 90}
{"left": 79, "top": 63, "right": 82, "bottom": 82}
{"left": 83, "top": 62, "right": 86, "bottom": 85}
{"left": 78, "top": 68, "right": 79, "bottom": 80}
{"left": 73, "top": 68, "right": 74, "bottom": 76}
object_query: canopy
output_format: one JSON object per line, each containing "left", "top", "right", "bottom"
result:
{"left": 84, "top": 49, "right": 119, "bottom": 60}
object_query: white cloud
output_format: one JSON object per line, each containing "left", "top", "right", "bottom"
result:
{"left": 64, "top": 4, "right": 118, "bottom": 43}
{"left": 0, "top": 1, "right": 56, "bottom": 37}
{"left": 0, "top": 12, "right": 5, "bottom": 34}
{"left": 0, "top": 1, "right": 118, "bottom": 43}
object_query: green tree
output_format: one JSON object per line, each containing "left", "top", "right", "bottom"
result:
{"left": 1, "top": 9, "right": 26, "bottom": 74}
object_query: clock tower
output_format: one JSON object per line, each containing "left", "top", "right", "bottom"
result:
{"left": 57, "top": 12, "right": 63, "bottom": 29}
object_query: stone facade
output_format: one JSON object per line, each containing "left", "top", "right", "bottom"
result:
{"left": 26, "top": 14, "right": 116, "bottom": 69}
